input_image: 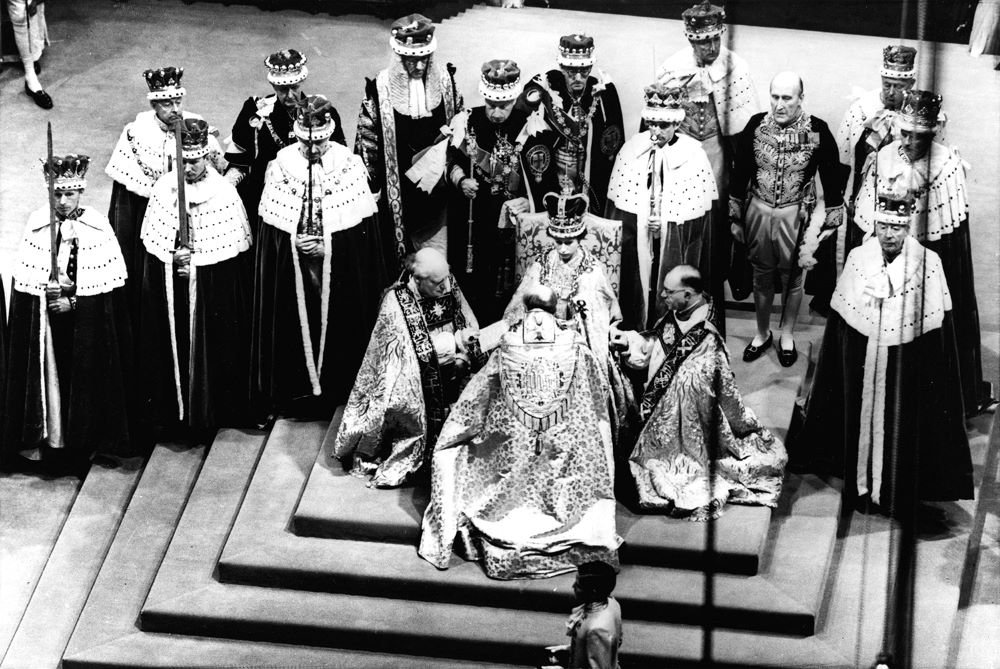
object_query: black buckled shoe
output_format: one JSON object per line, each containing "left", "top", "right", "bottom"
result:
{"left": 25, "top": 82, "right": 53, "bottom": 110}
{"left": 777, "top": 341, "right": 798, "bottom": 368}
{"left": 743, "top": 331, "right": 772, "bottom": 362}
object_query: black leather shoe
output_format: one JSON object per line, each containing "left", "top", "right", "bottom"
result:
{"left": 777, "top": 342, "right": 798, "bottom": 367}
{"left": 25, "top": 82, "right": 53, "bottom": 109}
{"left": 743, "top": 331, "right": 772, "bottom": 362}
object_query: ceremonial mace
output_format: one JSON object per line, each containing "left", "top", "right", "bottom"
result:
{"left": 46, "top": 123, "right": 59, "bottom": 292}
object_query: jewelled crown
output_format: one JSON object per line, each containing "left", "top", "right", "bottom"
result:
{"left": 880, "top": 45, "right": 917, "bottom": 79}
{"left": 144, "top": 66, "right": 186, "bottom": 101}
{"left": 875, "top": 191, "right": 915, "bottom": 226}
{"left": 180, "top": 119, "right": 211, "bottom": 159}
{"left": 294, "top": 94, "right": 336, "bottom": 142}
{"left": 265, "top": 49, "right": 308, "bottom": 86}
{"left": 480, "top": 59, "right": 521, "bottom": 103}
{"left": 682, "top": 1, "right": 726, "bottom": 41}
{"left": 544, "top": 190, "right": 589, "bottom": 240}
{"left": 557, "top": 33, "right": 595, "bottom": 68}
{"left": 642, "top": 79, "right": 690, "bottom": 123}
{"left": 898, "top": 89, "right": 942, "bottom": 133}
{"left": 42, "top": 154, "right": 90, "bottom": 191}
{"left": 390, "top": 14, "right": 437, "bottom": 58}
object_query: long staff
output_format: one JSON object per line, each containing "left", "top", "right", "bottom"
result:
{"left": 46, "top": 123, "right": 59, "bottom": 285}
{"left": 173, "top": 120, "right": 189, "bottom": 249}
{"left": 466, "top": 128, "right": 477, "bottom": 274}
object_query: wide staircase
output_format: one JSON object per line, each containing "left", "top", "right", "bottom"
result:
{"left": 0, "top": 404, "right": 848, "bottom": 668}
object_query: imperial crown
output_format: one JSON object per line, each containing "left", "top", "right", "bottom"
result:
{"left": 390, "top": 14, "right": 437, "bottom": 58}
{"left": 880, "top": 45, "right": 917, "bottom": 79}
{"left": 557, "top": 33, "right": 596, "bottom": 68}
{"left": 544, "top": 189, "right": 588, "bottom": 239}
{"left": 874, "top": 191, "right": 916, "bottom": 226}
{"left": 180, "top": 119, "right": 211, "bottom": 160}
{"left": 144, "top": 66, "right": 186, "bottom": 101}
{"left": 642, "top": 79, "right": 690, "bottom": 124}
{"left": 294, "top": 94, "right": 336, "bottom": 142}
{"left": 682, "top": 1, "right": 726, "bottom": 41}
{"left": 42, "top": 154, "right": 90, "bottom": 191}
{"left": 480, "top": 59, "right": 521, "bottom": 103}
{"left": 265, "top": 49, "right": 308, "bottom": 87}
{"left": 898, "top": 89, "right": 942, "bottom": 133}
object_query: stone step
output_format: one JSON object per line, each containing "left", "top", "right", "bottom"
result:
{"left": 222, "top": 417, "right": 815, "bottom": 635}
{"left": 1, "top": 455, "right": 145, "bottom": 669}
{"left": 124, "top": 416, "right": 847, "bottom": 666}
{"left": 294, "top": 417, "right": 772, "bottom": 576}
{"left": 61, "top": 430, "right": 516, "bottom": 669}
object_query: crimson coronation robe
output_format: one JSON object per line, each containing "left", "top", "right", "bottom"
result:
{"left": 419, "top": 316, "right": 621, "bottom": 580}
{"left": 2, "top": 207, "right": 134, "bottom": 466}
{"left": 788, "top": 237, "right": 972, "bottom": 508}
{"left": 254, "top": 142, "right": 389, "bottom": 418}
{"left": 139, "top": 166, "right": 253, "bottom": 430}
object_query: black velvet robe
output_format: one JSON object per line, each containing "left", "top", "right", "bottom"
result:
{"left": 788, "top": 311, "right": 973, "bottom": 507}
{"left": 446, "top": 107, "right": 561, "bottom": 323}
{"left": 2, "top": 289, "right": 135, "bottom": 467}
{"left": 139, "top": 253, "right": 252, "bottom": 431}
{"left": 107, "top": 182, "right": 149, "bottom": 343}
{"left": 251, "top": 215, "right": 388, "bottom": 419}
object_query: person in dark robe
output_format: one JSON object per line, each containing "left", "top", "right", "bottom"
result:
{"left": 255, "top": 95, "right": 389, "bottom": 420}
{"left": 852, "top": 90, "right": 992, "bottom": 415}
{"left": 655, "top": 0, "right": 763, "bottom": 310}
{"left": 354, "top": 14, "right": 462, "bottom": 272}
{"left": 223, "top": 49, "right": 345, "bottom": 240}
{"left": 406, "top": 58, "right": 558, "bottom": 322}
{"left": 2, "top": 154, "right": 133, "bottom": 476}
{"left": 138, "top": 119, "right": 253, "bottom": 434}
{"left": 788, "top": 193, "right": 973, "bottom": 513}
{"left": 104, "top": 66, "right": 225, "bottom": 347}
{"left": 808, "top": 45, "right": 918, "bottom": 314}
{"left": 519, "top": 33, "right": 625, "bottom": 215}
{"left": 729, "top": 71, "right": 846, "bottom": 367}
{"left": 607, "top": 79, "right": 718, "bottom": 332}
{"left": 334, "top": 248, "right": 485, "bottom": 488}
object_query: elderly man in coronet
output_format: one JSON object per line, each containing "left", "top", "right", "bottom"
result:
{"left": 334, "top": 248, "right": 485, "bottom": 488}
{"left": 355, "top": 13, "right": 463, "bottom": 269}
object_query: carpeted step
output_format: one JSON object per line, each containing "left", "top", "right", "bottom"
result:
{"left": 294, "top": 419, "right": 772, "bottom": 576}
{"left": 1, "top": 454, "right": 145, "bottom": 669}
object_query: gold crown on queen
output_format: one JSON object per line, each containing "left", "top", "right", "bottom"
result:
{"left": 544, "top": 190, "right": 589, "bottom": 239}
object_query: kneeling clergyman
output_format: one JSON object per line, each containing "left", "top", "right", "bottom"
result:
{"left": 616, "top": 265, "right": 786, "bottom": 520}
{"left": 3, "top": 154, "right": 133, "bottom": 475}
{"left": 334, "top": 248, "right": 486, "bottom": 488}
{"left": 139, "top": 119, "right": 253, "bottom": 432}
{"left": 255, "top": 95, "right": 388, "bottom": 419}
{"left": 419, "top": 286, "right": 621, "bottom": 580}
{"left": 788, "top": 194, "right": 973, "bottom": 513}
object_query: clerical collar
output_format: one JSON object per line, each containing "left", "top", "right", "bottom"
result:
{"left": 673, "top": 301, "right": 710, "bottom": 334}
